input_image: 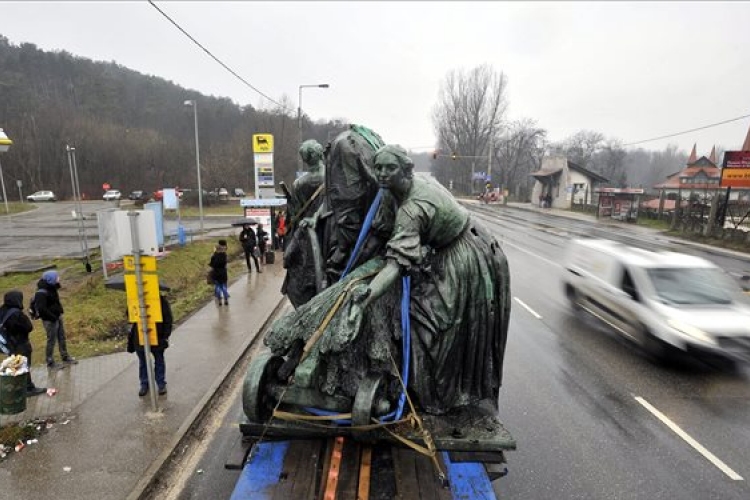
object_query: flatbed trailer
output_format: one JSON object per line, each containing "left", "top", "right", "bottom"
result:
{"left": 227, "top": 437, "right": 507, "bottom": 499}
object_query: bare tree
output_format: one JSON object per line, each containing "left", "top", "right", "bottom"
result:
{"left": 624, "top": 144, "right": 687, "bottom": 192}
{"left": 494, "top": 119, "right": 546, "bottom": 200}
{"left": 559, "top": 130, "right": 605, "bottom": 168}
{"left": 590, "top": 138, "right": 627, "bottom": 187}
{"left": 432, "top": 64, "right": 508, "bottom": 193}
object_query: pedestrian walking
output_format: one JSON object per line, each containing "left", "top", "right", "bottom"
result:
{"left": 239, "top": 223, "right": 261, "bottom": 273}
{"left": 127, "top": 293, "right": 173, "bottom": 396}
{"left": 209, "top": 239, "right": 230, "bottom": 305}
{"left": 276, "top": 211, "right": 287, "bottom": 250}
{"left": 256, "top": 223, "right": 269, "bottom": 265}
{"left": 33, "top": 270, "right": 77, "bottom": 369}
{"left": 0, "top": 290, "right": 46, "bottom": 396}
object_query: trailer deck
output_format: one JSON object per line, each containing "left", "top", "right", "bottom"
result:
{"left": 228, "top": 438, "right": 504, "bottom": 499}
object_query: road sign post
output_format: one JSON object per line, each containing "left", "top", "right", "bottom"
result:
{"left": 125, "top": 213, "right": 163, "bottom": 411}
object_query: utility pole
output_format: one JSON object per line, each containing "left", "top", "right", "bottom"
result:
{"left": 488, "top": 129, "right": 493, "bottom": 184}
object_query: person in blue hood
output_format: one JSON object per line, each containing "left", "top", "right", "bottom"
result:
{"left": 33, "top": 270, "right": 78, "bottom": 369}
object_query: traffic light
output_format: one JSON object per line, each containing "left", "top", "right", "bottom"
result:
{"left": 451, "top": 153, "right": 457, "bottom": 160}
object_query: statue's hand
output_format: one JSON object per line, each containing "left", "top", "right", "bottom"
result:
{"left": 348, "top": 302, "right": 362, "bottom": 324}
{"left": 347, "top": 284, "right": 371, "bottom": 324}
{"left": 299, "top": 215, "right": 318, "bottom": 230}
{"left": 350, "top": 284, "right": 371, "bottom": 304}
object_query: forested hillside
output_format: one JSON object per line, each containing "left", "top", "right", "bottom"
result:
{"left": 0, "top": 36, "right": 347, "bottom": 199}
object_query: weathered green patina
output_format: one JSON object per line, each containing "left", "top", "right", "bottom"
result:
{"left": 262, "top": 141, "right": 511, "bottom": 417}
{"left": 290, "top": 139, "right": 326, "bottom": 224}
{"left": 282, "top": 140, "right": 328, "bottom": 308}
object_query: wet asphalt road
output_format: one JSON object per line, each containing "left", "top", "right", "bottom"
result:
{"left": 482, "top": 206, "right": 750, "bottom": 499}
{"left": 144, "top": 205, "right": 750, "bottom": 499}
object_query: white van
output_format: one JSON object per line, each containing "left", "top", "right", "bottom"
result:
{"left": 563, "top": 239, "right": 750, "bottom": 363}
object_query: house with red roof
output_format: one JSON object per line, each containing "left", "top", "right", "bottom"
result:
{"left": 646, "top": 137, "right": 750, "bottom": 212}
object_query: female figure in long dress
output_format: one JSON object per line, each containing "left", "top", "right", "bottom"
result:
{"left": 265, "top": 145, "right": 510, "bottom": 415}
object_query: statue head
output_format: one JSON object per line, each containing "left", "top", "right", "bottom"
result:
{"left": 299, "top": 140, "right": 325, "bottom": 168}
{"left": 373, "top": 145, "right": 414, "bottom": 192}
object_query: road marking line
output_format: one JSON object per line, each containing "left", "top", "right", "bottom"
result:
{"left": 634, "top": 396, "right": 744, "bottom": 481}
{"left": 501, "top": 239, "right": 562, "bottom": 269}
{"left": 513, "top": 297, "right": 542, "bottom": 320}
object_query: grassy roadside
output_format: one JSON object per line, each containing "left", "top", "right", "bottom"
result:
{"left": 0, "top": 235, "right": 247, "bottom": 364}
{"left": 118, "top": 199, "right": 247, "bottom": 217}
{"left": 1, "top": 202, "right": 35, "bottom": 216}
{"left": 177, "top": 203, "right": 245, "bottom": 217}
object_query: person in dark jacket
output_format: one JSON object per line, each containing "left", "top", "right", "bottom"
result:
{"left": 127, "top": 294, "right": 173, "bottom": 396}
{"left": 209, "top": 239, "right": 230, "bottom": 305}
{"left": 239, "top": 223, "right": 261, "bottom": 273}
{"left": 34, "top": 270, "right": 77, "bottom": 369}
{"left": 256, "top": 224, "right": 269, "bottom": 265}
{"left": 1, "top": 290, "right": 46, "bottom": 396}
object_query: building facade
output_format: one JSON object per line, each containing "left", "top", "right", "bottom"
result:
{"left": 530, "top": 156, "right": 609, "bottom": 209}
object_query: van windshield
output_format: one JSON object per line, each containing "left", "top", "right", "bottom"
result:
{"left": 646, "top": 268, "right": 734, "bottom": 305}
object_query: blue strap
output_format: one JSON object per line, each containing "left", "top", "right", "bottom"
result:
{"left": 340, "top": 189, "right": 383, "bottom": 281}
{"left": 379, "top": 275, "right": 410, "bottom": 422}
{"left": 301, "top": 407, "right": 352, "bottom": 426}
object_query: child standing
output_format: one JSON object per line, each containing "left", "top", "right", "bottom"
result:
{"left": 209, "top": 239, "right": 230, "bottom": 305}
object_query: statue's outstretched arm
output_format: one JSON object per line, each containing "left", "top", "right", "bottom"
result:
{"left": 349, "top": 259, "right": 401, "bottom": 320}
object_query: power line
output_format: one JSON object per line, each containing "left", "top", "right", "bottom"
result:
{"left": 147, "top": 1, "right": 285, "bottom": 109}
{"left": 623, "top": 113, "right": 750, "bottom": 147}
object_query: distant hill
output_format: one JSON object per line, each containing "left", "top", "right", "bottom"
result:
{"left": 0, "top": 36, "right": 346, "bottom": 198}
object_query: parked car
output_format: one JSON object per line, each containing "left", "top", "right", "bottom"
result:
{"left": 27, "top": 190, "right": 57, "bottom": 202}
{"left": 128, "top": 190, "right": 147, "bottom": 201}
{"left": 233, "top": 188, "right": 246, "bottom": 197}
{"left": 563, "top": 238, "right": 750, "bottom": 363}
{"left": 103, "top": 189, "right": 122, "bottom": 201}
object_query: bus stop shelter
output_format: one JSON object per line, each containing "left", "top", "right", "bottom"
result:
{"left": 595, "top": 187, "right": 644, "bottom": 222}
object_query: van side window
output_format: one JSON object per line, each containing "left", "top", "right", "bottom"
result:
{"left": 621, "top": 269, "right": 639, "bottom": 301}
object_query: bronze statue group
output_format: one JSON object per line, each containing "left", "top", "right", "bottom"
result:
{"left": 266, "top": 125, "right": 510, "bottom": 421}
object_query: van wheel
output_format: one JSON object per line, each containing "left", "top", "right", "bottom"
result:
{"left": 565, "top": 283, "right": 581, "bottom": 311}
{"left": 640, "top": 326, "right": 669, "bottom": 362}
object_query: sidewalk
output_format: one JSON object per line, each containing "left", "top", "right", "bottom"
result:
{"left": 0, "top": 262, "right": 287, "bottom": 500}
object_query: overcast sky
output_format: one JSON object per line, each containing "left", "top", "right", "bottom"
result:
{"left": 3, "top": 1, "right": 750, "bottom": 155}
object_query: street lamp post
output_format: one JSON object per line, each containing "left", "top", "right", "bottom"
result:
{"left": 298, "top": 83, "right": 330, "bottom": 171}
{"left": 0, "top": 128, "right": 13, "bottom": 215}
{"left": 184, "top": 99, "right": 204, "bottom": 233}
{"left": 66, "top": 145, "right": 92, "bottom": 272}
